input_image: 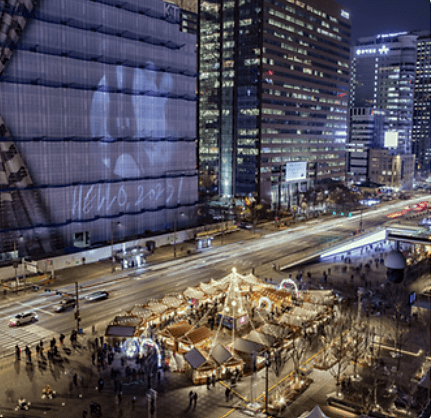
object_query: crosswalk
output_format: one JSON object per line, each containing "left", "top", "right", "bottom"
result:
{"left": 0, "top": 319, "right": 55, "bottom": 353}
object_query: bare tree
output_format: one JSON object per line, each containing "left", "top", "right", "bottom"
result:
{"left": 290, "top": 335, "right": 310, "bottom": 382}
{"left": 328, "top": 306, "right": 354, "bottom": 392}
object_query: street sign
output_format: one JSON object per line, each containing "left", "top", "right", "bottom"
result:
{"left": 25, "top": 261, "right": 38, "bottom": 274}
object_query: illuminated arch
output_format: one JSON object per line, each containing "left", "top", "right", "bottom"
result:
{"left": 258, "top": 296, "right": 273, "bottom": 311}
{"left": 125, "top": 337, "right": 162, "bottom": 368}
{"left": 278, "top": 278, "right": 299, "bottom": 294}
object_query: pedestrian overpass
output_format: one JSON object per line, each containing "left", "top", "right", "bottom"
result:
{"left": 280, "top": 225, "right": 430, "bottom": 270}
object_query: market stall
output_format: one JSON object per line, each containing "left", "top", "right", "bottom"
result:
{"left": 158, "top": 320, "right": 194, "bottom": 352}
{"left": 184, "top": 348, "right": 217, "bottom": 385}
{"left": 233, "top": 338, "right": 265, "bottom": 371}
{"left": 210, "top": 343, "right": 244, "bottom": 380}
{"left": 177, "top": 326, "right": 214, "bottom": 354}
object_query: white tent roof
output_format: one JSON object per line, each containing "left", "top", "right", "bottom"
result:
{"left": 298, "top": 405, "right": 329, "bottom": 418}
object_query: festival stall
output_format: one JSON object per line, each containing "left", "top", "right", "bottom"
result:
{"left": 184, "top": 348, "right": 217, "bottom": 385}
{"left": 210, "top": 343, "right": 244, "bottom": 380}
{"left": 183, "top": 287, "right": 205, "bottom": 308}
{"left": 233, "top": 338, "right": 266, "bottom": 371}
{"left": 250, "top": 287, "right": 292, "bottom": 312}
{"left": 105, "top": 316, "right": 142, "bottom": 346}
{"left": 245, "top": 330, "right": 277, "bottom": 348}
{"left": 177, "top": 326, "right": 214, "bottom": 354}
{"left": 158, "top": 320, "right": 194, "bottom": 352}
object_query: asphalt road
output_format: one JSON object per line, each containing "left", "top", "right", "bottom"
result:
{"left": 0, "top": 195, "right": 429, "bottom": 355}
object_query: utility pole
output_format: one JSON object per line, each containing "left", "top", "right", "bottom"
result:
{"left": 75, "top": 282, "right": 80, "bottom": 333}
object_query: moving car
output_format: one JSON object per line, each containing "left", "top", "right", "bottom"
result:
{"left": 9, "top": 312, "right": 38, "bottom": 326}
{"left": 86, "top": 291, "right": 109, "bottom": 302}
{"left": 54, "top": 298, "right": 76, "bottom": 312}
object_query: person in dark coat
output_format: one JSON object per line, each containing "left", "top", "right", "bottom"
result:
{"left": 206, "top": 375, "right": 211, "bottom": 390}
{"left": 225, "top": 387, "right": 231, "bottom": 402}
{"left": 193, "top": 392, "right": 198, "bottom": 408}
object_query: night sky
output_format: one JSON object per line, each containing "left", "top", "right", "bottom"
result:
{"left": 338, "top": 0, "right": 431, "bottom": 42}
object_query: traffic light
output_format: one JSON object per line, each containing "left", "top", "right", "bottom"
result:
{"left": 341, "top": 212, "right": 344, "bottom": 216}
{"left": 332, "top": 211, "right": 337, "bottom": 215}
{"left": 348, "top": 212, "right": 352, "bottom": 217}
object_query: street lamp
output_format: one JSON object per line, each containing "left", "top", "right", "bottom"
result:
{"left": 13, "top": 235, "right": 24, "bottom": 292}
{"left": 264, "top": 350, "right": 271, "bottom": 415}
{"left": 111, "top": 221, "right": 121, "bottom": 273}
{"left": 173, "top": 211, "right": 185, "bottom": 258}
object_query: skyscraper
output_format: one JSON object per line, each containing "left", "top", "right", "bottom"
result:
{"left": 412, "top": 30, "right": 431, "bottom": 176}
{"left": 198, "top": 0, "right": 351, "bottom": 208}
{"left": 350, "top": 32, "right": 417, "bottom": 156}
{"left": 0, "top": 0, "right": 198, "bottom": 257}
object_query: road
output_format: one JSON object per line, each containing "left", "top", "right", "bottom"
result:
{"left": 0, "top": 195, "right": 429, "bottom": 355}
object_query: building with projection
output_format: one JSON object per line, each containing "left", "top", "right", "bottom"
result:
{"left": 198, "top": 0, "right": 351, "bottom": 208}
{"left": 0, "top": 0, "right": 198, "bottom": 259}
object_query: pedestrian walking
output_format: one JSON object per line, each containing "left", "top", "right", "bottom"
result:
{"left": 225, "top": 387, "right": 231, "bottom": 402}
{"left": 117, "top": 391, "right": 122, "bottom": 405}
{"left": 98, "top": 378, "right": 104, "bottom": 392}
{"left": 189, "top": 390, "right": 194, "bottom": 408}
{"left": 73, "top": 373, "right": 78, "bottom": 386}
{"left": 211, "top": 374, "right": 216, "bottom": 387}
{"left": 91, "top": 351, "right": 95, "bottom": 365}
{"left": 206, "top": 375, "right": 211, "bottom": 390}
{"left": 15, "top": 345, "right": 20, "bottom": 360}
{"left": 40, "top": 339, "right": 44, "bottom": 351}
{"left": 60, "top": 333, "right": 65, "bottom": 345}
{"left": 193, "top": 392, "right": 198, "bottom": 408}
{"left": 36, "top": 345, "right": 40, "bottom": 356}
{"left": 82, "top": 409, "right": 88, "bottom": 418}
{"left": 131, "top": 396, "right": 136, "bottom": 411}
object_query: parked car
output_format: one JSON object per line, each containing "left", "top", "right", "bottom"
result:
{"left": 86, "top": 291, "right": 109, "bottom": 302}
{"left": 9, "top": 312, "right": 38, "bottom": 326}
{"left": 54, "top": 298, "right": 76, "bottom": 313}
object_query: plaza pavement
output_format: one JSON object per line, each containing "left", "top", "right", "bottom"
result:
{"left": 0, "top": 214, "right": 429, "bottom": 418}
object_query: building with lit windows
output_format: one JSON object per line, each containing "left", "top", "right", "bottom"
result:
{"left": 165, "top": 0, "right": 198, "bottom": 34}
{"left": 368, "top": 149, "right": 415, "bottom": 190}
{"left": 198, "top": 0, "right": 351, "bottom": 208}
{"left": 412, "top": 30, "right": 431, "bottom": 176}
{"left": 0, "top": 0, "right": 198, "bottom": 258}
{"left": 346, "top": 108, "right": 388, "bottom": 183}
{"left": 350, "top": 32, "right": 418, "bottom": 156}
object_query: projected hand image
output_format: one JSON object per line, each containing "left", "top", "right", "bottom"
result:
{"left": 90, "top": 63, "right": 174, "bottom": 179}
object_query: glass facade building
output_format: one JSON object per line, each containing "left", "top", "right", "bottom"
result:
{"left": 198, "top": 0, "right": 350, "bottom": 208}
{"left": 350, "top": 32, "right": 418, "bottom": 156}
{"left": 0, "top": 0, "right": 198, "bottom": 258}
{"left": 412, "top": 31, "right": 431, "bottom": 175}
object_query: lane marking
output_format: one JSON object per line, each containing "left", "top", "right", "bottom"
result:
{"left": 15, "top": 301, "right": 55, "bottom": 316}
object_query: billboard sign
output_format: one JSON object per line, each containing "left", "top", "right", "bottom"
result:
{"left": 384, "top": 131, "right": 398, "bottom": 148}
{"left": 286, "top": 162, "right": 307, "bottom": 182}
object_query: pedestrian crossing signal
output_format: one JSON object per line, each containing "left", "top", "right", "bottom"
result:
{"left": 332, "top": 211, "right": 336, "bottom": 215}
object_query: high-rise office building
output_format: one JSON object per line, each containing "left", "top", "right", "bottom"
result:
{"left": 0, "top": 0, "right": 198, "bottom": 258}
{"left": 165, "top": 0, "right": 198, "bottom": 34}
{"left": 412, "top": 30, "right": 431, "bottom": 175}
{"left": 350, "top": 32, "right": 418, "bottom": 156}
{"left": 346, "top": 108, "right": 388, "bottom": 183}
{"left": 198, "top": 0, "right": 351, "bottom": 208}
